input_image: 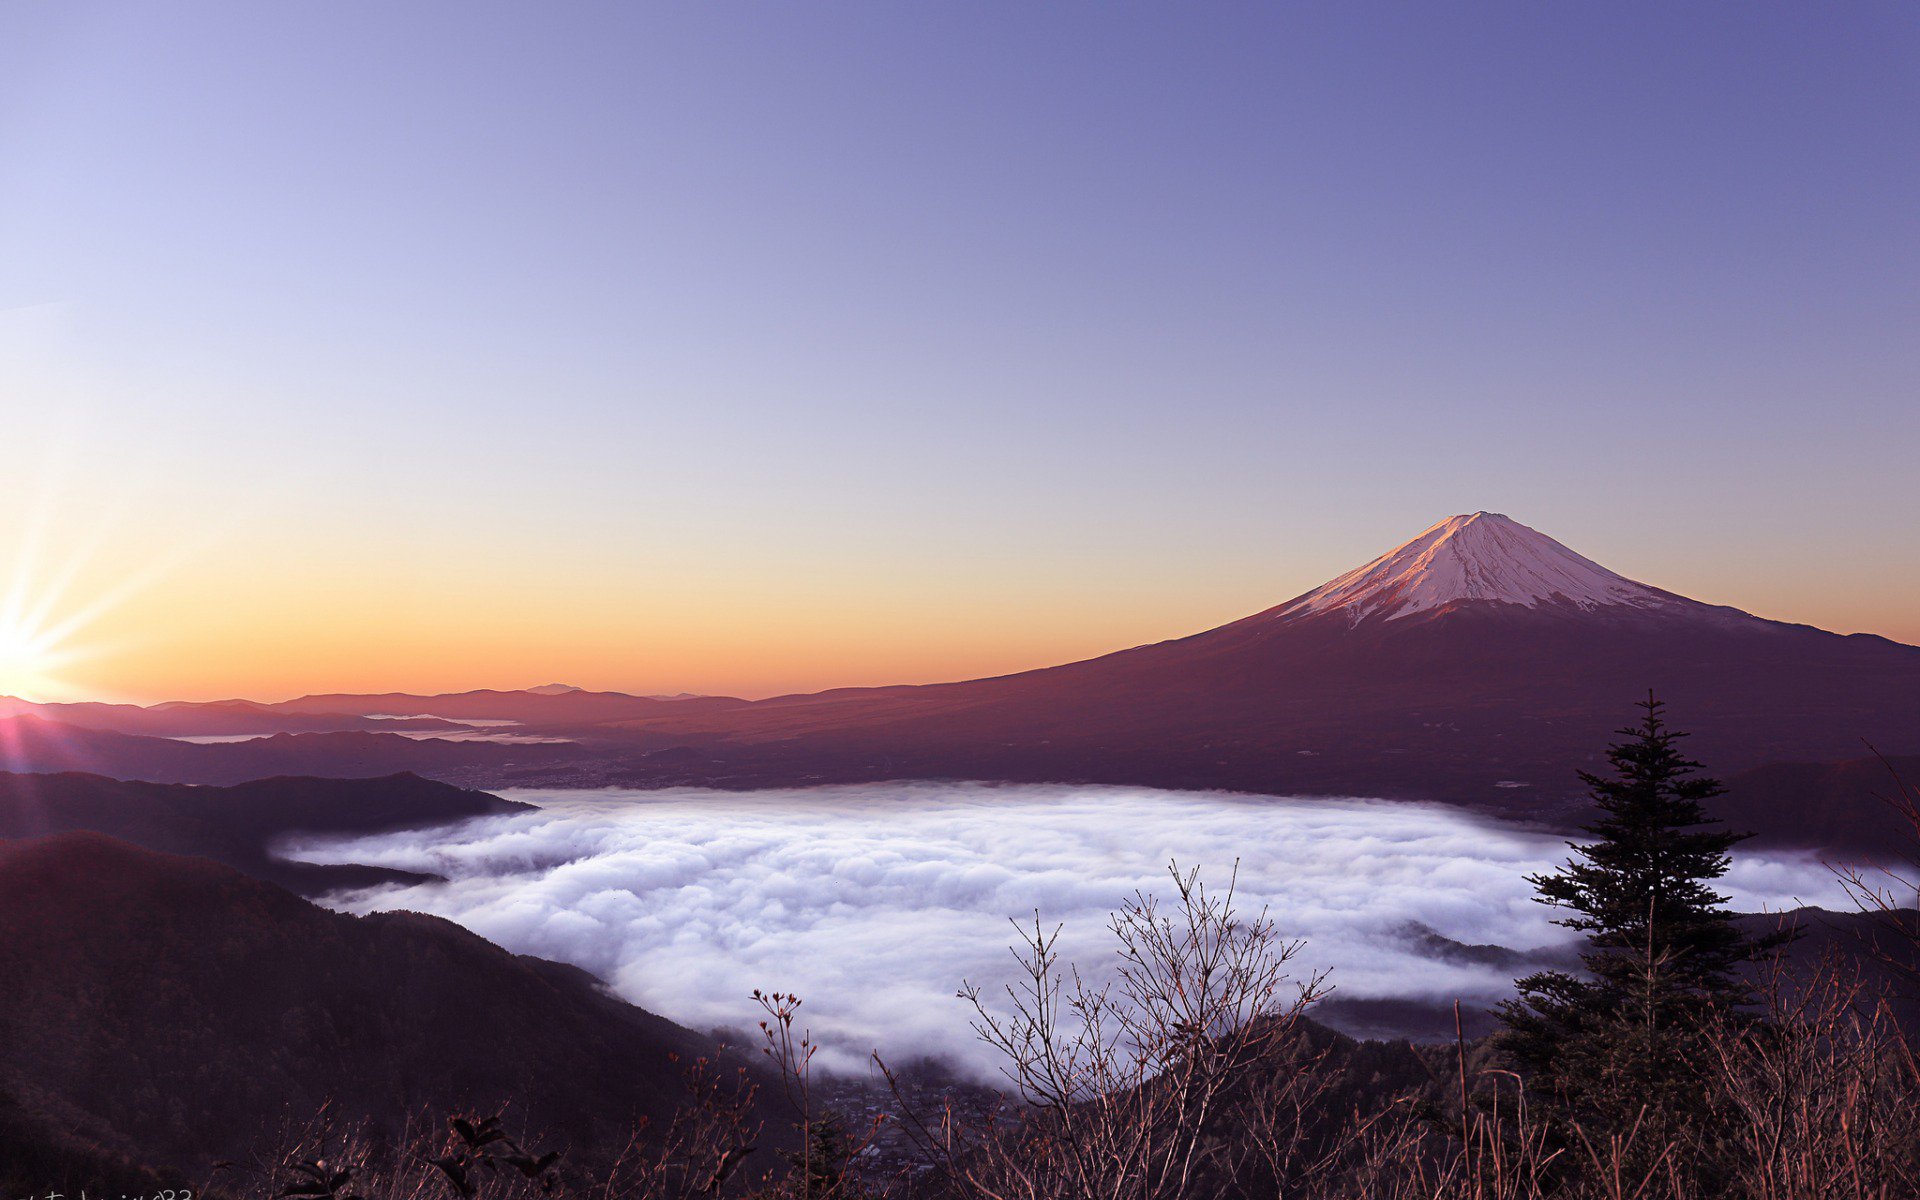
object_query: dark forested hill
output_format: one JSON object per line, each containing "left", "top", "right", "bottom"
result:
{"left": 0, "top": 770, "right": 526, "bottom": 892}
{"left": 1725, "top": 755, "right": 1920, "bottom": 855}
{"left": 0, "top": 833, "right": 758, "bottom": 1179}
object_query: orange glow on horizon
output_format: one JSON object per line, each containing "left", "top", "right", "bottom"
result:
{"left": 33, "top": 561, "right": 1920, "bottom": 708}
{"left": 7, "top": 443, "right": 1918, "bottom": 708}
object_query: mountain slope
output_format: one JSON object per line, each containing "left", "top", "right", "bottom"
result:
{"left": 270, "top": 687, "right": 749, "bottom": 725}
{"left": 0, "top": 690, "right": 744, "bottom": 740}
{"left": 0, "top": 697, "right": 466, "bottom": 737}
{"left": 0, "top": 715, "right": 582, "bottom": 786}
{"left": 0, "top": 770, "right": 527, "bottom": 892}
{"left": 589, "top": 514, "right": 1920, "bottom": 832}
{"left": 0, "top": 833, "right": 755, "bottom": 1177}
{"left": 1272, "top": 511, "right": 1702, "bottom": 622}
{"left": 1724, "top": 754, "right": 1920, "bottom": 853}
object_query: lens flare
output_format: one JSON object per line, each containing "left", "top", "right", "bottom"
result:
{"left": 0, "top": 429, "right": 205, "bottom": 704}
{"left": 0, "top": 611, "right": 65, "bottom": 699}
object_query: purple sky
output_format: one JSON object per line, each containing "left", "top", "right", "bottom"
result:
{"left": 2, "top": 3, "right": 1916, "bottom": 698}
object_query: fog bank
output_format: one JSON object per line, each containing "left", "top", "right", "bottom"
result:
{"left": 284, "top": 783, "right": 1842, "bottom": 1071}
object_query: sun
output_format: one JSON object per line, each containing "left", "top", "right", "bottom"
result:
{"left": 0, "top": 411, "right": 221, "bottom": 706}
{"left": 0, "top": 612, "right": 65, "bottom": 700}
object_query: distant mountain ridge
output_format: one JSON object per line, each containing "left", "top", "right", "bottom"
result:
{"left": 271, "top": 687, "right": 746, "bottom": 724}
{"left": 0, "top": 714, "right": 583, "bottom": 786}
{"left": 2, "top": 514, "right": 1914, "bottom": 848}
{"left": 0, "top": 696, "right": 467, "bottom": 737}
{"left": 0, "top": 770, "right": 526, "bottom": 892}
{"left": 0, "top": 688, "right": 746, "bottom": 737}
{"left": 577, "top": 512, "right": 1920, "bottom": 835}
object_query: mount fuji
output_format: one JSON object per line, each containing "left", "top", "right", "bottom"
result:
{"left": 598, "top": 512, "right": 1920, "bottom": 836}
{"left": 5, "top": 514, "right": 1914, "bottom": 847}
{"left": 1274, "top": 511, "right": 1713, "bottom": 623}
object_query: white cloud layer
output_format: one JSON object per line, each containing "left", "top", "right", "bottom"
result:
{"left": 283, "top": 783, "right": 1844, "bottom": 1072}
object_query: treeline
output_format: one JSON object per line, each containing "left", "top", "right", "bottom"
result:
{"left": 150, "top": 702, "right": 1920, "bottom": 1197}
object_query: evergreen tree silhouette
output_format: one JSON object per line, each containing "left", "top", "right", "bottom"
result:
{"left": 1499, "top": 694, "right": 1768, "bottom": 1126}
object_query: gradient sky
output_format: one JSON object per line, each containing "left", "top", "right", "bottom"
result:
{"left": 1, "top": 2, "right": 1916, "bottom": 703}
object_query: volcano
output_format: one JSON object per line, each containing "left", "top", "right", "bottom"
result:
{"left": 599, "top": 512, "right": 1920, "bottom": 830}
{"left": 9, "top": 514, "right": 1913, "bottom": 845}
{"left": 1270, "top": 511, "right": 1716, "bottom": 622}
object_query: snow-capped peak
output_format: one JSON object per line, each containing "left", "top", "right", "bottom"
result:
{"left": 1281, "top": 512, "right": 1679, "bottom": 623}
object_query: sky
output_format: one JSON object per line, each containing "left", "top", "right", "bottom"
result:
{"left": 1, "top": 2, "right": 1916, "bottom": 702}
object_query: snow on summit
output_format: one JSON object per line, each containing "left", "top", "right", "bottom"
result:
{"left": 1282, "top": 512, "right": 1679, "bottom": 622}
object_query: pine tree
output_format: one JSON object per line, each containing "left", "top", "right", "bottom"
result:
{"left": 1497, "top": 694, "right": 1764, "bottom": 1125}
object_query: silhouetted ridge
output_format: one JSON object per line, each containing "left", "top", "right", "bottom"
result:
{"left": 0, "top": 770, "right": 526, "bottom": 892}
{"left": 0, "top": 833, "right": 754, "bottom": 1177}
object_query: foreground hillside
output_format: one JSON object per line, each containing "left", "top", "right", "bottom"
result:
{"left": 0, "top": 833, "right": 758, "bottom": 1182}
{"left": 0, "top": 816, "right": 1914, "bottom": 1194}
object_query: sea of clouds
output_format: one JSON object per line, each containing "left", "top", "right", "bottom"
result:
{"left": 282, "top": 783, "right": 1845, "bottom": 1073}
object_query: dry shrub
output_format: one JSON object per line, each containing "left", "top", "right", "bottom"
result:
{"left": 873, "top": 863, "right": 1338, "bottom": 1199}
{"left": 872, "top": 864, "right": 1920, "bottom": 1200}
{"left": 242, "top": 859, "right": 1920, "bottom": 1200}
